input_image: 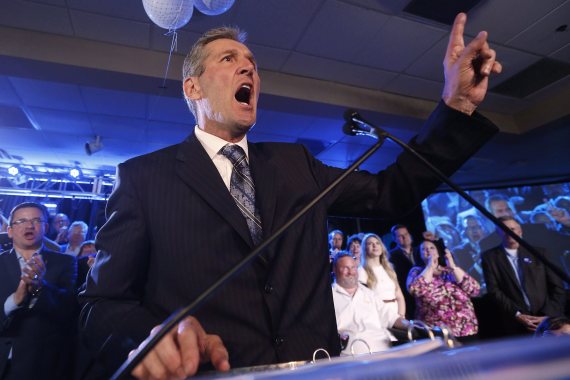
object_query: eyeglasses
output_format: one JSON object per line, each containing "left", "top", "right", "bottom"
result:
{"left": 10, "top": 218, "right": 46, "bottom": 227}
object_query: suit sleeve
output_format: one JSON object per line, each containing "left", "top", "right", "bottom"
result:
{"left": 79, "top": 163, "right": 163, "bottom": 374}
{"left": 481, "top": 251, "right": 520, "bottom": 318}
{"left": 320, "top": 101, "right": 498, "bottom": 218}
{"left": 540, "top": 261, "right": 566, "bottom": 316}
{"left": 31, "top": 253, "right": 78, "bottom": 323}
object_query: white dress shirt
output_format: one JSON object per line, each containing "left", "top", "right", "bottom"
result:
{"left": 332, "top": 282, "right": 399, "bottom": 355}
{"left": 194, "top": 125, "right": 249, "bottom": 191}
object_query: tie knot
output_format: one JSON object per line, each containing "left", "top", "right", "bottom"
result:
{"left": 220, "top": 144, "right": 247, "bottom": 167}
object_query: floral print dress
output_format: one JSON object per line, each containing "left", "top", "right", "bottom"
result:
{"left": 407, "top": 267, "right": 480, "bottom": 337}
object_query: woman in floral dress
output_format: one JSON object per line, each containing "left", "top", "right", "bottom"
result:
{"left": 407, "top": 240, "right": 480, "bottom": 342}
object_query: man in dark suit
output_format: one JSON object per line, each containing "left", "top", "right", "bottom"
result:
{"left": 0, "top": 202, "right": 77, "bottom": 380}
{"left": 481, "top": 216, "right": 566, "bottom": 337}
{"left": 388, "top": 224, "right": 420, "bottom": 319}
{"left": 80, "top": 13, "right": 502, "bottom": 379}
{"left": 454, "top": 215, "right": 487, "bottom": 291}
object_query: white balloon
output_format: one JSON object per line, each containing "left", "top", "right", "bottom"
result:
{"left": 194, "top": 0, "right": 235, "bottom": 16}
{"left": 142, "top": 0, "right": 194, "bottom": 30}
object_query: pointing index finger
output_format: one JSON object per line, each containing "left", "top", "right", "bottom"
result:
{"left": 446, "top": 13, "right": 467, "bottom": 61}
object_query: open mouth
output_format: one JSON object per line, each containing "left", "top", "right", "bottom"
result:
{"left": 235, "top": 84, "right": 252, "bottom": 105}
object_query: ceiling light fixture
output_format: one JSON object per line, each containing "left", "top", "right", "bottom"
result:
{"left": 69, "top": 168, "right": 81, "bottom": 178}
{"left": 7, "top": 166, "right": 19, "bottom": 176}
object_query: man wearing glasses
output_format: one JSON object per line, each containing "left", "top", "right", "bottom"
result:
{"left": 0, "top": 202, "right": 77, "bottom": 380}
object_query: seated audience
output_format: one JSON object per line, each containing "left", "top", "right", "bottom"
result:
{"left": 61, "top": 221, "right": 88, "bottom": 257}
{"left": 332, "top": 252, "right": 409, "bottom": 355}
{"left": 346, "top": 234, "right": 362, "bottom": 267}
{"left": 0, "top": 202, "right": 77, "bottom": 380}
{"left": 408, "top": 240, "right": 480, "bottom": 342}
{"left": 360, "top": 233, "right": 406, "bottom": 318}
{"left": 481, "top": 216, "right": 565, "bottom": 336}
{"left": 535, "top": 316, "right": 570, "bottom": 337}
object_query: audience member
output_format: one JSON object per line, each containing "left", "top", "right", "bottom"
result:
{"left": 0, "top": 202, "right": 77, "bottom": 380}
{"left": 548, "top": 196, "right": 570, "bottom": 234}
{"left": 329, "top": 230, "right": 344, "bottom": 254}
{"left": 347, "top": 234, "right": 362, "bottom": 267}
{"left": 481, "top": 216, "right": 565, "bottom": 336}
{"left": 408, "top": 240, "right": 480, "bottom": 342}
{"left": 454, "top": 215, "right": 487, "bottom": 290}
{"left": 0, "top": 210, "right": 8, "bottom": 233}
{"left": 388, "top": 225, "right": 420, "bottom": 319}
{"left": 50, "top": 213, "right": 70, "bottom": 244}
{"left": 480, "top": 194, "right": 570, "bottom": 268}
{"left": 332, "top": 253, "right": 409, "bottom": 355}
{"left": 76, "top": 240, "right": 97, "bottom": 291}
{"left": 432, "top": 217, "right": 463, "bottom": 250}
{"left": 359, "top": 233, "right": 405, "bottom": 318}
{"left": 61, "top": 221, "right": 88, "bottom": 257}
{"left": 485, "top": 194, "right": 520, "bottom": 221}
{"left": 534, "top": 316, "right": 570, "bottom": 337}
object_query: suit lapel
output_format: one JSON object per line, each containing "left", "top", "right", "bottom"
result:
{"left": 497, "top": 248, "right": 522, "bottom": 291}
{"left": 248, "top": 143, "right": 276, "bottom": 236}
{"left": 1, "top": 250, "right": 21, "bottom": 289}
{"left": 175, "top": 133, "right": 253, "bottom": 247}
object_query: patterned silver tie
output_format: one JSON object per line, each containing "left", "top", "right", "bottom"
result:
{"left": 220, "top": 144, "right": 263, "bottom": 245}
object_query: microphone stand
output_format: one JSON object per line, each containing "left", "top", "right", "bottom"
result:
{"left": 111, "top": 135, "right": 388, "bottom": 379}
{"left": 344, "top": 110, "right": 570, "bottom": 285}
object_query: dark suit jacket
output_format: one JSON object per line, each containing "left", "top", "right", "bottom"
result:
{"left": 79, "top": 101, "right": 497, "bottom": 377}
{"left": 0, "top": 248, "right": 78, "bottom": 380}
{"left": 389, "top": 247, "right": 421, "bottom": 319}
{"left": 481, "top": 245, "right": 565, "bottom": 336}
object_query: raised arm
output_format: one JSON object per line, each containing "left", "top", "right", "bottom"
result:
{"left": 442, "top": 13, "right": 502, "bottom": 115}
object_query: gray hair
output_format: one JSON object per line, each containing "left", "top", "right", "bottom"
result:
{"left": 69, "top": 220, "right": 88, "bottom": 234}
{"left": 182, "top": 26, "right": 247, "bottom": 120}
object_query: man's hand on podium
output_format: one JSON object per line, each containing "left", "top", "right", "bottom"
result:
{"left": 130, "top": 316, "right": 230, "bottom": 380}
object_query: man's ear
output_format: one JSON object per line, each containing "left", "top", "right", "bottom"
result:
{"left": 183, "top": 77, "right": 202, "bottom": 100}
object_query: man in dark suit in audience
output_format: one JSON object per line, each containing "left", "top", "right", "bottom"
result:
{"left": 0, "top": 202, "right": 77, "bottom": 380}
{"left": 481, "top": 216, "right": 565, "bottom": 336}
{"left": 80, "top": 13, "right": 502, "bottom": 379}
{"left": 454, "top": 215, "right": 487, "bottom": 290}
{"left": 388, "top": 224, "right": 420, "bottom": 319}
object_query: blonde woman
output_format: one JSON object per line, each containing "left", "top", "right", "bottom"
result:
{"left": 358, "top": 233, "right": 406, "bottom": 317}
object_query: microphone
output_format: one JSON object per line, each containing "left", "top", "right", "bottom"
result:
{"left": 343, "top": 109, "right": 386, "bottom": 139}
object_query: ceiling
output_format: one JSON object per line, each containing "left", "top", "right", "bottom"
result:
{"left": 0, "top": 0, "right": 569, "bottom": 193}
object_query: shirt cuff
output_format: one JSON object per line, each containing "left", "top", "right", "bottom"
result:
{"left": 4, "top": 293, "right": 22, "bottom": 316}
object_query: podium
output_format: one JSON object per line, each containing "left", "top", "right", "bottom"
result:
{"left": 197, "top": 335, "right": 570, "bottom": 379}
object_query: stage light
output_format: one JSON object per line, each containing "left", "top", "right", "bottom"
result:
{"left": 69, "top": 168, "right": 81, "bottom": 178}
{"left": 85, "top": 136, "right": 103, "bottom": 156}
{"left": 8, "top": 166, "right": 19, "bottom": 176}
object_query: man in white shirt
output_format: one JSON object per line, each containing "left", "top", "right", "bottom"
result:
{"left": 332, "top": 252, "right": 409, "bottom": 355}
